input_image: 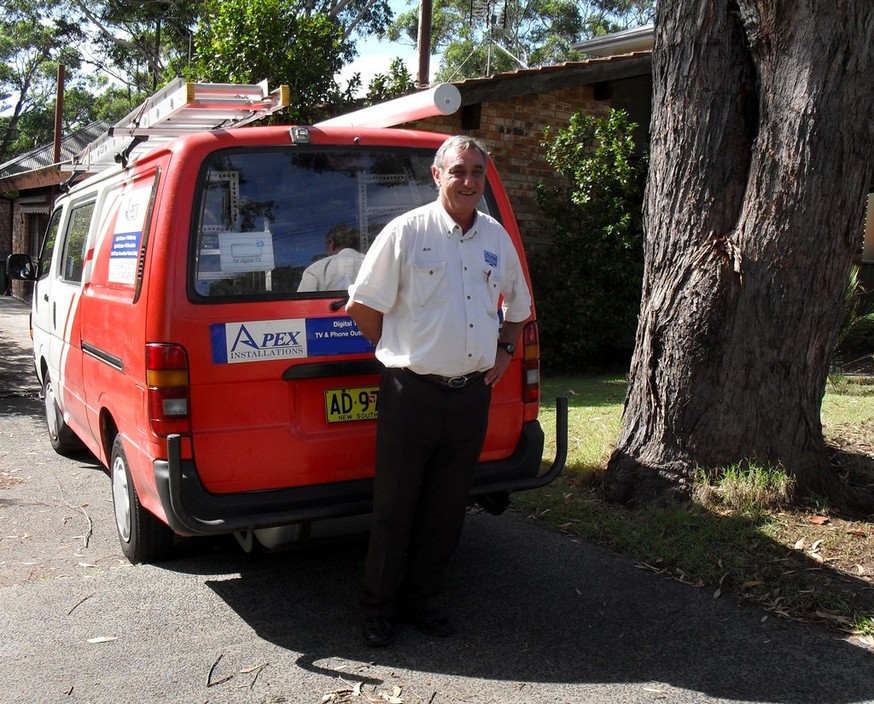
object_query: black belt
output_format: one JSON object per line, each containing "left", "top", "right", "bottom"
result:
{"left": 404, "top": 368, "right": 485, "bottom": 389}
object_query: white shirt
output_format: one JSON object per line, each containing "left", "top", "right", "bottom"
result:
{"left": 298, "top": 248, "right": 365, "bottom": 292}
{"left": 349, "top": 201, "right": 532, "bottom": 376}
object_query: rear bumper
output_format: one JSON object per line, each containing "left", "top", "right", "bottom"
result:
{"left": 154, "top": 397, "right": 568, "bottom": 537}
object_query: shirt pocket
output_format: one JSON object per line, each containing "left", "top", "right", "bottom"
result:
{"left": 410, "top": 261, "right": 447, "bottom": 307}
{"left": 483, "top": 266, "right": 503, "bottom": 310}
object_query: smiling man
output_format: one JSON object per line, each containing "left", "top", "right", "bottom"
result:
{"left": 346, "top": 135, "right": 532, "bottom": 647}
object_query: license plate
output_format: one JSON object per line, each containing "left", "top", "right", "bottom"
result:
{"left": 325, "top": 386, "right": 380, "bottom": 423}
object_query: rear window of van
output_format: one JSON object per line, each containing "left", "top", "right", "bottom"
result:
{"left": 189, "top": 146, "right": 498, "bottom": 300}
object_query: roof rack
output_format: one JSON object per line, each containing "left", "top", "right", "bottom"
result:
{"left": 66, "top": 78, "right": 290, "bottom": 173}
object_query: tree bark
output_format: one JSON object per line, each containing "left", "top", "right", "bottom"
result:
{"left": 604, "top": 0, "right": 874, "bottom": 507}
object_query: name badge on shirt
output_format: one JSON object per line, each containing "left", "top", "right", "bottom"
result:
{"left": 484, "top": 250, "right": 498, "bottom": 268}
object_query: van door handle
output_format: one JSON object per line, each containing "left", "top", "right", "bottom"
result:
{"left": 43, "top": 294, "right": 48, "bottom": 301}
{"left": 52, "top": 301, "right": 56, "bottom": 329}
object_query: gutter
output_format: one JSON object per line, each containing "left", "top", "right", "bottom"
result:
{"left": 573, "top": 23, "right": 655, "bottom": 57}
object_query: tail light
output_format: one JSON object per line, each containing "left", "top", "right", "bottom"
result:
{"left": 146, "top": 343, "right": 191, "bottom": 437}
{"left": 522, "top": 322, "right": 540, "bottom": 403}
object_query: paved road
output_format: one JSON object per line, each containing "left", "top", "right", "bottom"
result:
{"left": 1, "top": 294, "right": 873, "bottom": 704}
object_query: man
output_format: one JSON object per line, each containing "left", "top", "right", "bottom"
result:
{"left": 298, "top": 223, "right": 365, "bottom": 292}
{"left": 346, "top": 135, "right": 532, "bottom": 648}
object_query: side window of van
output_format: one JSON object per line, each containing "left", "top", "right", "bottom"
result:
{"left": 190, "top": 147, "right": 495, "bottom": 300}
{"left": 38, "top": 209, "right": 64, "bottom": 280}
{"left": 61, "top": 202, "right": 95, "bottom": 283}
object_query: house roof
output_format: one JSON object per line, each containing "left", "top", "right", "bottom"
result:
{"left": 450, "top": 51, "right": 652, "bottom": 105}
{"left": 0, "top": 120, "right": 111, "bottom": 192}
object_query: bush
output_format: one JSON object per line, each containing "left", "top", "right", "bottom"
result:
{"left": 532, "top": 109, "right": 647, "bottom": 371}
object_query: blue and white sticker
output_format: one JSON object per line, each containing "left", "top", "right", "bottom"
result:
{"left": 307, "top": 317, "right": 373, "bottom": 356}
{"left": 108, "top": 187, "right": 151, "bottom": 284}
{"left": 211, "top": 316, "right": 373, "bottom": 364}
{"left": 483, "top": 249, "right": 498, "bottom": 268}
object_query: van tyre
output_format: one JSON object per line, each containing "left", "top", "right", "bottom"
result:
{"left": 43, "top": 374, "right": 82, "bottom": 455}
{"left": 111, "top": 435, "right": 174, "bottom": 564}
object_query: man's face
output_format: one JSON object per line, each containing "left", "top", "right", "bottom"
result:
{"left": 432, "top": 146, "right": 487, "bottom": 222}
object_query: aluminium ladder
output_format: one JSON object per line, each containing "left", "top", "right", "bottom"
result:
{"left": 67, "top": 78, "right": 290, "bottom": 173}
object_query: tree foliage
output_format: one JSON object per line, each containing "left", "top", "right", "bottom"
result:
{"left": 532, "top": 109, "right": 647, "bottom": 370}
{"left": 0, "top": 0, "right": 85, "bottom": 162}
{"left": 0, "top": 0, "right": 394, "bottom": 161}
{"left": 186, "top": 0, "right": 356, "bottom": 123}
{"left": 387, "top": 0, "right": 655, "bottom": 81}
{"left": 365, "top": 57, "right": 417, "bottom": 104}
{"left": 69, "top": 0, "right": 201, "bottom": 92}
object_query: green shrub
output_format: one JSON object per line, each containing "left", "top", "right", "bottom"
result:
{"left": 831, "top": 264, "right": 874, "bottom": 373}
{"left": 532, "top": 109, "right": 647, "bottom": 371}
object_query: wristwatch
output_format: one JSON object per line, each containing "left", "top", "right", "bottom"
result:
{"left": 497, "top": 342, "right": 516, "bottom": 355}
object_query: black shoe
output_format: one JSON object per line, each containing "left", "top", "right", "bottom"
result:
{"left": 406, "top": 609, "right": 455, "bottom": 638}
{"left": 362, "top": 617, "right": 394, "bottom": 647}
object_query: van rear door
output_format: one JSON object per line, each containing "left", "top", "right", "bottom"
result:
{"left": 181, "top": 141, "right": 453, "bottom": 495}
{"left": 170, "top": 134, "right": 530, "bottom": 499}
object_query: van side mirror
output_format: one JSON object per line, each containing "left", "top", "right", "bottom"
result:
{"left": 6, "top": 253, "right": 37, "bottom": 281}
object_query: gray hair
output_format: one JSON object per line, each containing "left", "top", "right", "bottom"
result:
{"left": 433, "top": 135, "right": 489, "bottom": 171}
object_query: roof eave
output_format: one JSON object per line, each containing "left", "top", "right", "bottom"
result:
{"left": 0, "top": 164, "right": 66, "bottom": 193}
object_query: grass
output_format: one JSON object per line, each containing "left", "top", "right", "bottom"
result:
{"left": 512, "top": 373, "right": 874, "bottom": 647}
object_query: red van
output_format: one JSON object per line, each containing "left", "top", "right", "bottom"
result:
{"left": 7, "top": 80, "right": 566, "bottom": 563}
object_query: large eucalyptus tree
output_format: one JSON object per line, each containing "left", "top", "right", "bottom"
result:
{"left": 604, "top": 0, "right": 874, "bottom": 509}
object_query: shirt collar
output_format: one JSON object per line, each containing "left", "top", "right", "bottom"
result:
{"left": 433, "top": 200, "right": 479, "bottom": 240}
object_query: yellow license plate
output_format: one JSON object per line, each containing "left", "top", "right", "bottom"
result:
{"left": 325, "top": 386, "right": 380, "bottom": 423}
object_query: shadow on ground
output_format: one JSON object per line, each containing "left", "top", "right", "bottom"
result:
{"left": 156, "top": 511, "right": 874, "bottom": 704}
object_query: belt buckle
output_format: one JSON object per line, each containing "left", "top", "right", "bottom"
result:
{"left": 446, "top": 375, "right": 467, "bottom": 388}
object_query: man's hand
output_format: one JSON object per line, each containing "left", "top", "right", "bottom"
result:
{"left": 485, "top": 321, "right": 525, "bottom": 386}
{"left": 484, "top": 348, "right": 513, "bottom": 386}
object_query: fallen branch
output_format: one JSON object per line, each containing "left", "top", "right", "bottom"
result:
{"left": 67, "top": 593, "right": 94, "bottom": 615}
{"left": 206, "top": 654, "right": 234, "bottom": 688}
{"left": 57, "top": 492, "right": 93, "bottom": 549}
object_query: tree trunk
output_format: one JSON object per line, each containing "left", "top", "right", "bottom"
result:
{"left": 604, "top": 0, "right": 874, "bottom": 506}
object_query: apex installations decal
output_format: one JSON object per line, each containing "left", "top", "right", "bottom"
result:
{"left": 210, "top": 317, "right": 372, "bottom": 364}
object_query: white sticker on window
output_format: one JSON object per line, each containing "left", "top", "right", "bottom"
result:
{"left": 219, "top": 231, "right": 275, "bottom": 273}
{"left": 108, "top": 187, "right": 151, "bottom": 284}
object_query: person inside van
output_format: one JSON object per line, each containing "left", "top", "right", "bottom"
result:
{"left": 346, "top": 135, "right": 532, "bottom": 648}
{"left": 297, "top": 223, "right": 365, "bottom": 292}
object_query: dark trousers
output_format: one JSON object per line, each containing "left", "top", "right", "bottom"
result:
{"left": 361, "top": 367, "right": 492, "bottom": 619}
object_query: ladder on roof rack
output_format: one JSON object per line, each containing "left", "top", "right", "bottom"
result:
{"left": 65, "top": 78, "right": 290, "bottom": 173}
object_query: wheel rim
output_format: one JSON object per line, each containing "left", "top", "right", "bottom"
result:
{"left": 112, "top": 456, "right": 132, "bottom": 543}
{"left": 44, "top": 379, "right": 60, "bottom": 442}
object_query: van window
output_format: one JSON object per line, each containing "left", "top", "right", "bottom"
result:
{"left": 38, "top": 209, "right": 64, "bottom": 280}
{"left": 190, "top": 146, "right": 498, "bottom": 300}
{"left": 61, "top": 202, "right": 95, "bottom": 283}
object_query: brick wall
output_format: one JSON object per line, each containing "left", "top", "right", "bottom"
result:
{"left": 0, "top": 197, "right": 11, "bottom": 260}
{"left": 410, "top": 85, "right": 610, "bottom": 251}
